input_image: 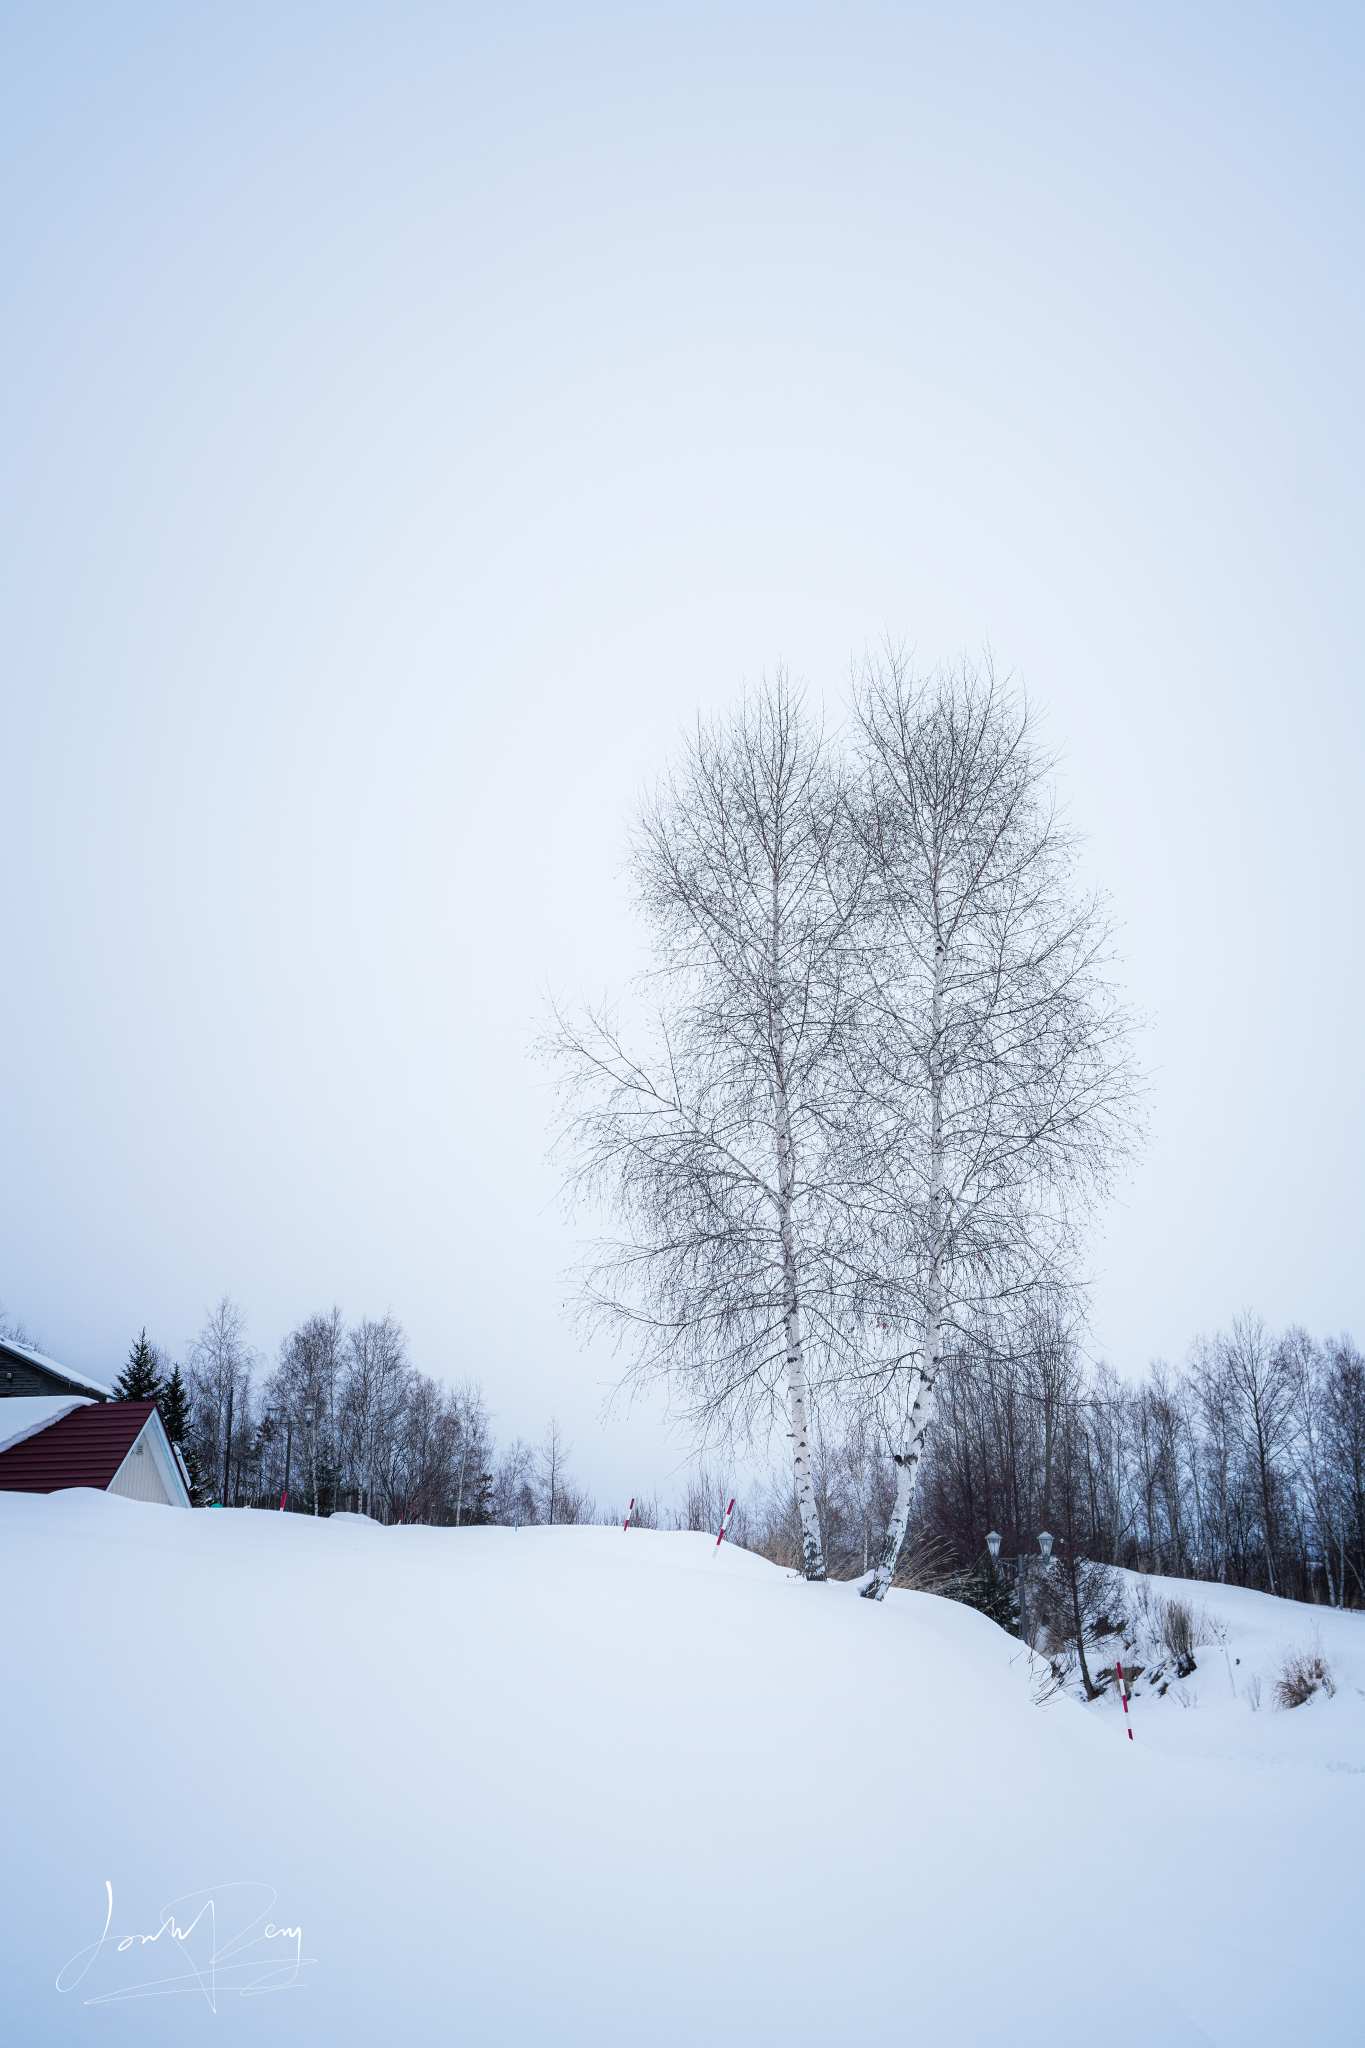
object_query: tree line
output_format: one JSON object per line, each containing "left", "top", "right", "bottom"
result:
{"left": 65, "top": 1294, "right": 1365, "bottom": 1609}
{"left": 118, "top": 1299, "right": 597, "bottom": 1528}
{"left": 742, "top": 1308, "right": 1365, "bottom": 1609}
{"left": 915, "top": 1309, "right": 1365, "bottom": 1607}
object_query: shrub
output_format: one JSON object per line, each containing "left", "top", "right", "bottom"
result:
{"left": 1159, "top": 1596, "right": 1195, "bottom": 1664}
{"left": 1274, "top": 1641, "right": 1336, "bottom": 1710}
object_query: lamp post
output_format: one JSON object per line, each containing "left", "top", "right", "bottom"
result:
{"left": 1002, "top": 1529, "right": 1056, "bottom": 1645}
{"left": 253, "top": 1413, "right": 274, "bottom": 1509}
{"left": 262, "top": 1405, "right": 280, "bottom": 1510}
{"left": 1021, "top": 1529, "right": 1054, "bottom": 1644}
{"left": 305, "top": 1403, "right": 318, "bottom": 1517}
{"left": 222, "top": 1382, "right": 233, "bottom": 1507}
{"left": 985, "top": 1531, "right": 1008, "bottom": 1628}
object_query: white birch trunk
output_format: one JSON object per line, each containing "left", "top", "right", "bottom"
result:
{"left": 863, "top": 937, "right": 946, "bottom": 1602}
{"left": 770, "top": 853, "right": 826, "bottom": 1583}
{"left": 777, "top": 1085, "right": 826, "bottom": 1581}
{"left": 861, "top": 1314, "right": 940, "bottom": 1599}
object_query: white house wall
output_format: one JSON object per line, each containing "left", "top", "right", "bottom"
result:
{"left": 109, "top": 1430, "right": 173, "bottom": 1505}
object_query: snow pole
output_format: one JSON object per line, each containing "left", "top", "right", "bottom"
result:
{"left": 279, "top": 1490, "right": 287, "bottom": 1512}
{"left": 1116, "top": 1660, "right": 1134, "bottom": 1740}
{"left": 623, "top": 1496, "right": 635, "bottom": 1533}
{"left": 715, "top": 1497, "right": 735, "bottom": 1548}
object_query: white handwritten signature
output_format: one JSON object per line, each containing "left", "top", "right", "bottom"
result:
{"left": 56, "top": 1880, "right": 313, "bottom": 2009}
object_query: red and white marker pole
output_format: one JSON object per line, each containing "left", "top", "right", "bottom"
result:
{"left": 623, "top": 1496, "right": 635, "bottom": 1533}
{"left": 279, "top": 1490, "right": 288, "bottom": 1512}
{"left": 715, "top": 1497, "right": 736, "bottom": 1548}
{"left": 1116, "top": 1660, "right": 1134, "bottom": 1740}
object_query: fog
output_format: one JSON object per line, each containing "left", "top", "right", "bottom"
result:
{"left": 2, "top": 4, "right": 1361, "bottom": 1502}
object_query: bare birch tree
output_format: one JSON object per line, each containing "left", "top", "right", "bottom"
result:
{"left": 343, "top": 1314, "right": 409, "bottom": 1518}
{"left": 1284, "top": 1328, "right": 1339, "bottom": 1604}
{"left": 268, "top": 1307, "right": 346, "bottom": 1514}
{"left": 848, "top": 651, "right": 1140, "bottom": 1598}
{"left": 544, "top": 674, "right": 866, "bottom": 1579}
{"left": 0, "top": 1302, "right": 38, "bottom": 1347}
{"left": 1221, "top": 1311, "right": 1297, "bottom": 1595}
{"left": 188, "top": 1296, "right": 255, "bottom": 1505}
{"left": 537, "top": 1414, "right": 570, "bottom": 1526}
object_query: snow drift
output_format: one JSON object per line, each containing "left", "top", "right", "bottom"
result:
{"left": 3, "top": 1490, "right": 1361, "bottom": 2046}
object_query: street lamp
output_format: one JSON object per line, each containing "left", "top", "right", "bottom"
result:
{"left": 245, "top": 1413, "right": 268, "bottom": 1507}
{"left": 1017, "top": 1529, "right": 1055, "bottom": 1645}
{"left": 304, "top": 1403, "right": 318, "bottom": 1517}
{"left": 259, "top": 1403, "right": 284, "bottom": 1504}
{"left": 275, "top": 1407, "right": 293, "bottom": 1509}
{"left": 986, "top": 1530, "right": 1002, "bottom": 1560}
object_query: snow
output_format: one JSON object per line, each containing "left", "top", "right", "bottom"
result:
{"left": 1073, "top": 1568, "right": 1365, "bottom": 1773}
{"left": 4, "top": 1493, "right": 1360, "bottom": 2045}
{"left": 0, "top": 1394, "right": 92, "bottom": 1455}
{"left": 0, "top": 1336, "right": 114, "bottom": 1398}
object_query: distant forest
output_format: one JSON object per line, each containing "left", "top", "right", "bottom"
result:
{"left": 97, "top": 1296, "right": 1365, "bottom": 1614}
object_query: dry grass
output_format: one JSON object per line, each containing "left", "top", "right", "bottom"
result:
{"left": 1274, "top": 1640, "right": 1337, "bottom": 1710}
{"left": 1148, "top": 1593, "right": 1223, "bottom": 1672}
{"left": 891, "top": 1532, "right": 965, "bottom": 1595}
{"left": 1158, "top": 1596, "right": 1195, "bottom": 1663}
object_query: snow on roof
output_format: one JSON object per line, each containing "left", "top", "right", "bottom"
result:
{"left": 0, "top": 1336, "right": 114, "bottom": 1398}
{"left": 0, "top": 1396, "right": 93, "bottom": 1457}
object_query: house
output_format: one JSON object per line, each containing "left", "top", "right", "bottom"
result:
{"left": 0, "top": 1335, "right": 113, "bottom": 1402}
{"left": 0, "top": 1397, "right": 193, "bottom": 1507}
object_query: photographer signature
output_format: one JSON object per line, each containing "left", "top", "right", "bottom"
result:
{"left": 57, "top": 1880, "right": 313, "bottom": 2009}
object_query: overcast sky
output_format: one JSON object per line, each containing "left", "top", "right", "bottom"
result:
{"left": 2, "top": 4, "right": 1361, "bottom": 1503}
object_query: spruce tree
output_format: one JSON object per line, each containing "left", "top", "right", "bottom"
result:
{"left": 160, "top": 1362, "right": 191, "bottom": 1442}
{"left": 959, "top": 1550, "right": 1019, "bottom": 1632}
{"left": 177, "top": 1434, "right": 206, "bottom": 1505}
{"left": 115, "top": 1328, "right": 165, "bottom": 1405}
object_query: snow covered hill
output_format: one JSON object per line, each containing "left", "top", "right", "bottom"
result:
{"left": 4, "top": 1491, "right": 1361, "bottom": 2046}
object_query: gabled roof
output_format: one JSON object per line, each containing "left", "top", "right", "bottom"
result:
{"left": 0, "top": 1337, "right": 113, "bottom": 1399}
{"left": 0, "top": 1399, "right": 189, "bottom": 1503}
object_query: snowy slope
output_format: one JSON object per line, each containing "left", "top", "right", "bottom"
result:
{"left": 2, "top": 1492, "right": 1360, "bottom": 2047}
{"left": 1074, "top": 1567, "right": 1365, "bottom": 1775}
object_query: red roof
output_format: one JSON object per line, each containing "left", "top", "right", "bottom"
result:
{"left": 0, "top": 1399, "right": 161, "bottom": 1493}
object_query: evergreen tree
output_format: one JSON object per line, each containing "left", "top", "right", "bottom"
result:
{"left": 177, "top": 1434, "right": 206, "bottom": 1506}
{"left": 959, "top": 1550, "right": 1019, "bottom": 1632}
{"left": 160, "top": 1362, "right": 191, "bottom": 1443}
{"left": 115, "top": 1329, "right": 165, "bottom": 1406}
